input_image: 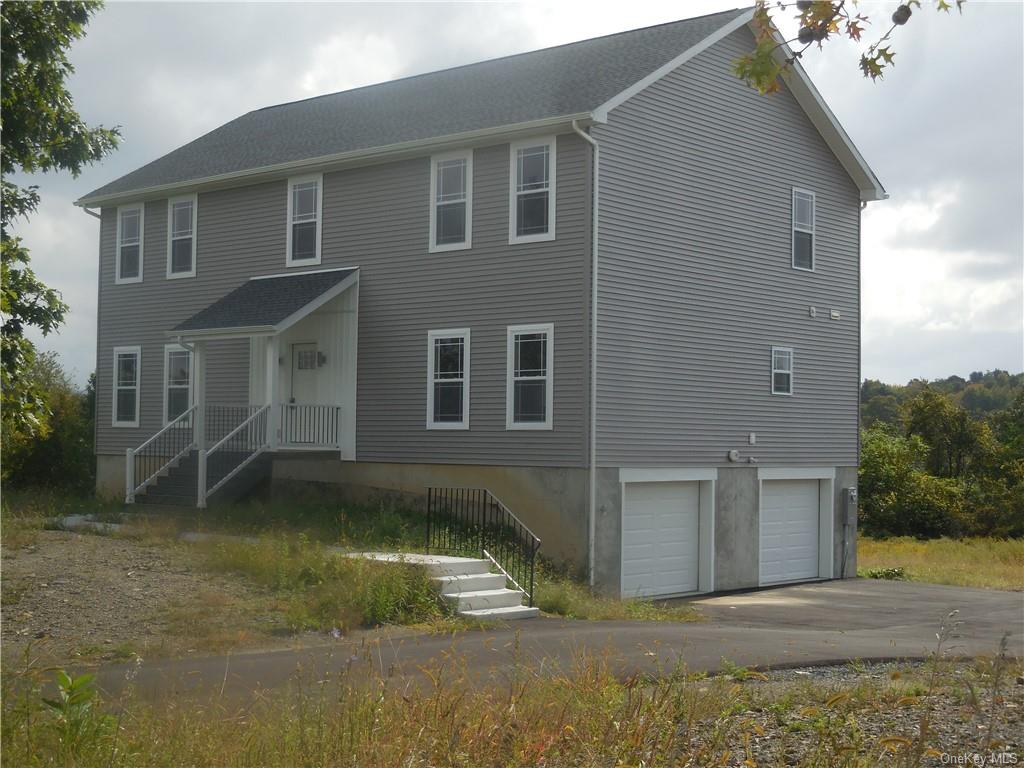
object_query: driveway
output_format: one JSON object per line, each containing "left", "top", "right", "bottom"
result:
{"left": 93, "top": 579, "right": 1023, "bottom": 701}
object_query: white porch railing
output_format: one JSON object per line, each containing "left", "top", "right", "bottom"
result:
{"left": 279, "top": 404, "right": 341, "bottom": 448}
{"left": 125, "top": 405, "right": 197, "bottom": 503}
{"left": 198, "top": 404, "right": 271, "bottom": 508}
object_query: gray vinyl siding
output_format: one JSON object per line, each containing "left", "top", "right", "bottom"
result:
{"left": 593, "top": 28, "right": 861, "bottom": 467}
{"left": 95, "top": 134, "right": 591, "bottom": 467}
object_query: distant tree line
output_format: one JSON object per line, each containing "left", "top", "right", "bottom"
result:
{"left": 859, "top": 370, "right": 1024, "bottom": 539}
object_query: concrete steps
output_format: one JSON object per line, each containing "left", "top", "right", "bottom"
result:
{"left": 355, "top": 552, "right": 538, "bottom": 620}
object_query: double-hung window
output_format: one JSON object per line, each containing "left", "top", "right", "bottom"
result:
{"left": 163, "top": 344, "right": 193, "bottom": 424}
{"left": 771, "top": 346, "right": 794, "bottom": 395}
{"left": 167, "top": 195, "right": 197, "bottom": 278}
{"left": 509, "top": 137, "right": 556, "bottom": 244}
{"left": 426, "top": 329, "right": 469, "bottom": 429}
{"left": 791, "top": 188, "right": 815, "bottom": 271}
{"left": 506, "top": 323, "right": 553, "bottom": 429}
{"left": 112, "top": 346, "right": 141, "bottom": 427}
{"left": 429, "top": 152, "right": 472, "bottom": 252}
{"left": 116, "top": 204, "right": 144, "bottom": 283}
{"left": 287, "top": 174, "right": 322, "bottom": 266}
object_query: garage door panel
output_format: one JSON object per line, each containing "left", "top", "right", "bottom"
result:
{"left": 760, "top": 479, "right": 820, "bottom": 585}
{"left": 622, "top": 481, "right": 700, "bottom": 598}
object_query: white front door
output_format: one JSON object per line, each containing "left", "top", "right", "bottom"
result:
{"left": 760, "top": 479, "right": 820, "bottom": 585}
{"left": 621, "top": 481, "right": 700, "bottom": 598}
{"left": 285, "top": 342, "right": 318, "bottom": 443}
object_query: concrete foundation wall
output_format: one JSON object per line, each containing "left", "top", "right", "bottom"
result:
{"left": 271, "top": 456, "right": 589, "bottom": 568}
{"left": 96, "top": 454, "right": 125, "bottom": 499}
{"left": 592, "top": 464, "right": 858, "bottom": 597}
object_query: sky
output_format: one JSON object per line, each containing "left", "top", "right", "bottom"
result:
{"left": 10, "top": 0, "right": 1024, "bottom": 387}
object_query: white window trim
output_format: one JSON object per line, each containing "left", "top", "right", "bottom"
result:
{"left": 791, "top": 187, "right": 816, "bottom": 272}
{"left": 115, "top": 204, "right": 144, "bottom": 284}
{"left": 508, "top": 136, "right": 556, "bottom": 245}
{"left": 506, "top": 322, "right": 554, "bottom": 430}
{"left": 162, "top": 343, "right": 194, "bottom": 426}
{"left": 428, "top": 151, "right": 473, "bottom": 253}
{"left": 112, "top": 345, "right": 141, "bottom": 428}
{"left": 166, "top": 194, "right": 197, "bottom": 279}
{"left": 286, "top": 173, "right": 323, "bottom": 267}
{"left": 771, "top": 345, "right": 794, "bottom": 396}
{"left": 426, "top": 328, "right": 470, "bottom": 430}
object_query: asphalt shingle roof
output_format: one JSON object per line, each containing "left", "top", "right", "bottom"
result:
{"left": 83, "top": 8, "right": 749, "bottom": 201}
{"left": 172, "top": 268, "right": 358, "bottom": 332}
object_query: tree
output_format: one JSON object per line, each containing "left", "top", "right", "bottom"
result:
{"left": 1, "top": 352, "right": 95, "bottom": 491}
{"left": 735, "top": 0, "right": 966, "bottom": 95}
{"left": 903, "top": 388, "right": 993, "bottom": 478}
{"left": 1, "top": 1, "right": 119, "bottom": 445}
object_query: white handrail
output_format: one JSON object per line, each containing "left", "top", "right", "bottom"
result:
{"left": 207, "top": 404, "right": 270, "bottom": 455}
{"left": 133, "top": 405, "right": 197, "bottom": 453}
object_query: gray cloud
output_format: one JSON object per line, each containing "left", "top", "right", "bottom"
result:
{"left": 10, "top": 0, "right": 1023, "bottom": 386}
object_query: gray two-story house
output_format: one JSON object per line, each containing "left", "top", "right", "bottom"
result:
{"left": 78, "top": 8, "right": 885, "bottom": 598}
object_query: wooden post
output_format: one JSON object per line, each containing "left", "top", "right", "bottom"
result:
{"left": 193, "top": 341, "right": 207, "bottom": 451}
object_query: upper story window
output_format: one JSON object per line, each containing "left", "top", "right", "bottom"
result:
{"left": 771, "top": 346, "right": 794, "bottom": 395}
{"left": 112, "top": 345, "right": 141, "bottom": 427}
{"left": 116, "top": 204, "right": 144, "bottom": 284}
{"left": 506, "top": 323, "right": 553, "bottom": 429}
{"left": 163, "top": 344, "right": 193, "bottom": 424}
{"left": 426, "top": 329, "right": 470, "bottom": 429}
{"left": 167, "top": 195, "right": 197, "bottom": 278}
{"left": 792, "top": 188, "right": 815, "bottom": 271}
{"left": 287, "top": 174, "right": 322, "bottom": 266}
{"left": 429, "top": 152, "right": 472, "bottom": 252}
{"left": 509, "top": 137, "right": 556, "bottom": 244}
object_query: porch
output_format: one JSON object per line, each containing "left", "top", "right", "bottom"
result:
{"left": 125, "top": 267, "right": 359, "bottom": 508}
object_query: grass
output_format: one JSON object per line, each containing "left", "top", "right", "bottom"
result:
{"left": 858, "top": 536, "right": 1024, "bottom": 591}
{"left": 535, "top": 565, "right": 701, "bottom": 622}
{"left": 2, "top": 641, "right": 1019, "bottom": 768}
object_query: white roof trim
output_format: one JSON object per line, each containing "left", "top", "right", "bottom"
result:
{"left": 274, "top": 269, "right": 359, "bottom": 334}
{"left": 765, "top": 26, "right": 886, "bottom": 202}
{"left": 592, "top": 9, "right": 755, "bottom": 121}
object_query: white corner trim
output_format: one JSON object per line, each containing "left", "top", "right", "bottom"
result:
{"left": 165, "top": 193, "right": 198, "bottom": 279}
{"left": 428, "top": 149, "right": 473, "bottom": 253}
{"left": 508, "top": 136, "right": 557, "bottom": 245}
{"left": 426, "top": 327, "right": 470, "bottom": 430}
{"left": 757, "top": 466, "right": 836, "bottom": 481}
{"left": 285, "top": 172, "right": 323, "bottom": 267}
{"left": 111, "top": 345, "right": 142, "bottom": 428}
{"left": 618, "top": 467, "right": 718, "bottom": 484}
{"left": 592, "top": 9, "right": 755, "bottom": 121}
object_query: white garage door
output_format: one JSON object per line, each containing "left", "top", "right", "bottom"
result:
{"left": 622, "top": 481, "right": 700, "bottom": 597}
{"left": 760, "top": 479, "right": 820, "bottom": 585}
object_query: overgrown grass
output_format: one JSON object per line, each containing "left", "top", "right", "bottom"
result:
{"left": 858, "top": 536, "right": 1024, "bottom": 591}
{"left": 3, "top": 644, "right": 1019, "bottom": 767}
{"left": 534, "top": 565, "right": 701, "bottom": 622}
{"left": 196, "top": 535, "right": 444, "bottom": 631}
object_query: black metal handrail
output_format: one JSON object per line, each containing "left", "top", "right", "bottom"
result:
{"left": 206, "top": 404, "right": 262, "bottom": 445}
{"left": 280, "top": 404, "right": 341, "bottom": 447}
{"left": 425, "top": 487, "right": 541, "bottom": 606}
{"left": 126, "top": 405, "right": 196, "bottom": 503}
{"left": 200, "top": 405, "right": 270, "bottom": 507}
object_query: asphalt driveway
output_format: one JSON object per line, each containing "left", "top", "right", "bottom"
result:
{"left": 93, "top": 579, "right": 1023, "bottom": 701}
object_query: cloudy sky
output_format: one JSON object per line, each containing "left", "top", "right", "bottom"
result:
{"left": 10, "top": 0, "right": 1023, "bottom": 387}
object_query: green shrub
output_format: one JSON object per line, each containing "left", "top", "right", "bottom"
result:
{"left": 858, "top": 566, "right": 906, "bottom": 580}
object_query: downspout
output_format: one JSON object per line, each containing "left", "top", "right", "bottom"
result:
{"left": 82, "top": 206, "right": 102, "bottom": 220}
{"left": 572, "top": 119, "right": 599, "bottom": 588}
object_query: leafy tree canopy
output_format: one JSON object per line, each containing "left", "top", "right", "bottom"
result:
{"left": 1, "top": 1, "right": 118, "bottom": 442}
{"left": 735, "top": 0, "right": 966, "bottom": 94}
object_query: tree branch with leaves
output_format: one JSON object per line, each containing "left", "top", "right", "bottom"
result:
{"left": 1, "top": 1, "right": 119, "bottom": 441}
{"left": 734, "top": 0, "right": 966, "bottom": 94}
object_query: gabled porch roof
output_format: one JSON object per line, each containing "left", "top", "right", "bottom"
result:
{"left": 167, "top": 266, "right": 358, "bottom": 341}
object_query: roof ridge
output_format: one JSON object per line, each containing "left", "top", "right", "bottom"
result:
{"left": 251, "top": 7, "right": 750, "bottom": 115}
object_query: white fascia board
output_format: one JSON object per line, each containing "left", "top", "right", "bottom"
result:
{"left": 765, "top": 27, "right": 887, "bottom": 202}
{"left": 591, "top": 9, "right": 755, "bottom": 122}
{"left": 165, "top": 326, "right": 277, "bottom": 341}
{"left": 758, "top": 466, "right": 836, "bottom": 481}
{"left": 75, "top": 113, "right": 595, "bottom": 208}
{"left": 619, "top": 467, "right": 718, "bottom": 483}
{"left": 273, "top": 270, "right": 360, "bottom": 334}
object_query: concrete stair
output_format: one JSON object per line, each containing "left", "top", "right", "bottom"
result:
{"left": 356, "top": 553, "right": 538, "bottom": 620}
